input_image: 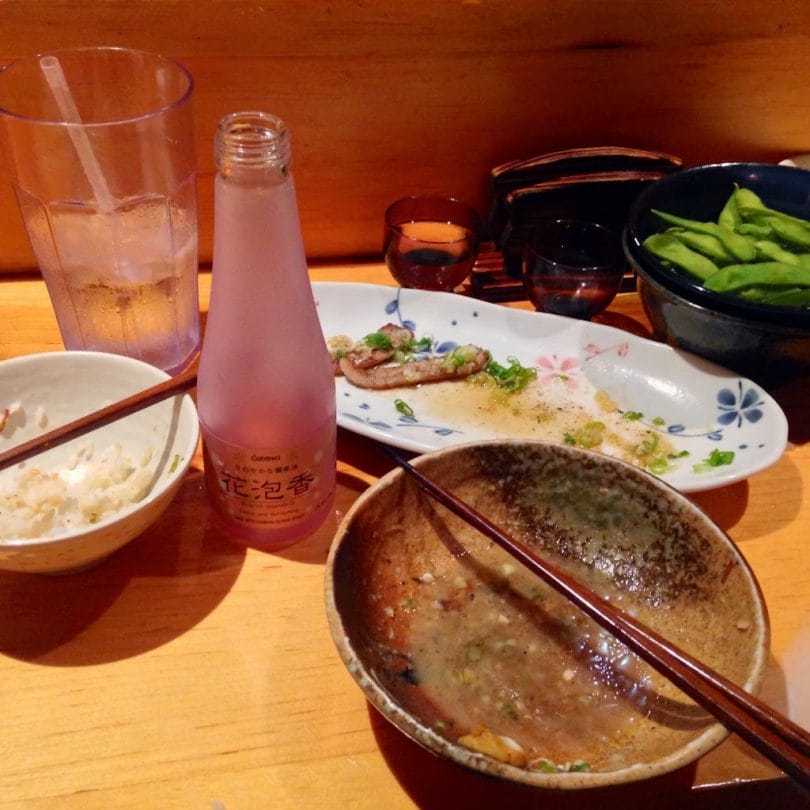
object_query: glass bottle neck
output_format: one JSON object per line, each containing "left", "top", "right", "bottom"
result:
{"left": 214, "top": 111, "right": 292, "bottom": 183}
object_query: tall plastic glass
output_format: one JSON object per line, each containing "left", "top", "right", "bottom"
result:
{"left": 0, "top": 47, "right": 200, "bottom": 374}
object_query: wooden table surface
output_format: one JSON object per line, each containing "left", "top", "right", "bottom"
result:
{"left": 1, "top": 264, "right": 809, "bottom": 809}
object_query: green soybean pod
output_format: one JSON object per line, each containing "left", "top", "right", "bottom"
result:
{"left": 665, "top": 228, "right": 735, "bottom": 264}
{"left": 735, "top": 186, "right": 810, "bottom": 230}
{"left": 718, "top": 190, "right": 742, "bottom": 231}
{"left": 767, "top": 217, "right": 810, "bottom": 249}
{"left": 642, "top": 233, "right": 719, "bottom": 281}
{"left": 704, "top": 261, "right": 810, "bottom": 293}
{"left": 762, "top": 287, "right": 810, "bottom": 306}
{"left": 651, "top": 209, "right": 756, "bottom": 262}
{"left": 737, "top": 222, "right": 773, "bottom": 238}
{"left": 754, "top": 240, "right": 802, "bottom": 265}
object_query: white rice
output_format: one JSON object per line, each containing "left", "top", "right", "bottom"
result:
{"left": 1, "top": 405, "right": 155, "bottom": 542}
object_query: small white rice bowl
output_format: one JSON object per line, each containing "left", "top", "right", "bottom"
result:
{"left": 0, "top": 352, "right": 199, "bottom": 574}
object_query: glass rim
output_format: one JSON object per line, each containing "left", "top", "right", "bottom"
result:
{"left": 387, "top": 220, "right": 479, "bottom": 247}
{"left": 0, "top": 46, "right": 194, "bottom": 126}
{"left": 215, "top": 111, "right": 290, "bottom": 169}
{"left": 526, "top": 217, "right": 621, "bottom": 240}
{"left": 384, "top": 195, "right": 481, "bottom": 244}
{"left": 524, "top": 218, "right": 624, "bottom": 272}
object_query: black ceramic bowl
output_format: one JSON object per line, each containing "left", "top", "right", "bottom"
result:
{"left": 624, "top": 162, "right": 810, "bottom": 386}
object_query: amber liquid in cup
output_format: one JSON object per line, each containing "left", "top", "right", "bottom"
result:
{"left": 387, "top": 220, "right": 476, "bottom": 291}
{"left": 383, "top": 196, "right": 481, "bottom": 292}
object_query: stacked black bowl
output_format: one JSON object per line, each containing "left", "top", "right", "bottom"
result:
{"left": 489, "top": 146, "right": 682, "bottom": 278}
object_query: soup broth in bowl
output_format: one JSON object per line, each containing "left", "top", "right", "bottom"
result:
{"left": 325, "top": 440, "right": 769, "bottom": 789}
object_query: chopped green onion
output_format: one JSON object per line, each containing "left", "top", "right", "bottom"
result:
{"left": 395, "top": 336, "right": 434, "bottom": 362}
{"left": 169, "top": 454, "right": 181, "bottom": 473}
{"left": 623, "top": 410, "right": 644, "bottom": 421}
{"left": 408, "top": 335, "right": 434, "bottom": 352}
{"left": 572, "top": 421, "right": 606, "bottom": 449}
{"left": 394, "top": 398, "right": 415, "bottom": 418}
{"left": 647, "top": 447, "right": 690, "bottom": 475}
{"left": 648, "top": 457, "right": 671, "bottom": 475}
{"left": 563, "top": 422, "right": 606, "bottom": 449}
{"left": 363, "top": 331, "right": 393, "bottom": 349}
{"left": 441, "top": 345, "right": 479, "bottom": 372}
{"left": 634, "top": 433, "right": 660, "bottom": 457}
{"left": 693, "top": 448, "right": 735, "bottom": 472}
{"left": 484, "top": 356, "right": 537, "bottom": 392}
{"left": 531, "top": 759, "right": 558, "bottom": 773}
{"left": 529, "top": 757, "right": 591, "bottom": 773}
{"left": 568, "top": 760, "right": 591, "bottom": 773}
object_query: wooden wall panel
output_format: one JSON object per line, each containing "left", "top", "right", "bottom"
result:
{"left": 1, "top": 0, "right": 810, "bottom": 273}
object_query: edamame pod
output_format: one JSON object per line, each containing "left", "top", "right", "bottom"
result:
{"left": 767, "top": 217, "right": 810, "bottom": 248}
{"left": 762, "top": 288, "right": 810, "bottom": 306}
{"left": 735, "top": 186, "right": 810, "bottom": 231}
{"left": 718, "top": 191, "right": 741, "bottom": 231}
{"left": 738, "top": 285, "right": 783, "bottom": 301}
{"left": 651, "top": 209, "right": 756, "bottom": 261}
{"left": 642, "top": 233, "right": 719, "bottom": 280}
{"left": 643, "top": 185, "right": 810, "bottom": 307}
{"left": 664, "top": 227, "right": 735, "bottom": 263}
{"left": 737, "top": 222, "right": 773, "bottom": 238}
{"left": 704, "top": 261, "right": 810, "bottom": 293}
{"left": 754, "top": 240, "right": 801, "bottom": 265}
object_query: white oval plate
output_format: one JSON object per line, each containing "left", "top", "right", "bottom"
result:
{"left": 314, "top": 282, "right": 788, "bottom": 493}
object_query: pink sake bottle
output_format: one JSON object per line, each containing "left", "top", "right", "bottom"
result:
{"left": 197, "top": 111, "right": 336, "bottom": 549}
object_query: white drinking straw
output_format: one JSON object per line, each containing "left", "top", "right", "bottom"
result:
{"left": 39, "top": 55, "right": 115, "bottom": 212}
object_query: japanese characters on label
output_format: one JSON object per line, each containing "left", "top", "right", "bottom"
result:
{"left": 220, "top": 457, "right": 316, "bottom": 502}
{"left": 204, "top": 439, "right": 330, "bottom": 528}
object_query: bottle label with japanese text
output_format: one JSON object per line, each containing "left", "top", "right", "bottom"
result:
{"left": 202, "top": 426, "right": 334, "bottom": 531}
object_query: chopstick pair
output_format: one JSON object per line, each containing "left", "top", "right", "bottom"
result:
{"left": 384, "top": 447, "right": 810, "bottom": 792}
{"left": 0, "top": 366, "right": 198, "bottom": 472}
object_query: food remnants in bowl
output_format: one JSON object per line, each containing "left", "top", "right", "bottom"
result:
{"left": 0, "top": 400, "right": 159, "bottom": 541}
{"left": 328, "top": 442, "right": 768, "bottom": 783}
{"left": 643, "top": 185, "right": 810, "bottom": 307}
{"left": 400, "top": 543, "right": 666, "bottom": 773}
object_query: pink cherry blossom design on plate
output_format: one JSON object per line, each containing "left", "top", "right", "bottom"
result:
{"left": 536, "top": 354, "right": 580, "bottom": 388}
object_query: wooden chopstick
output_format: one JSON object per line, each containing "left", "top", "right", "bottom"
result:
{"left": 385, "top": 447, "right": 810, "bottom": 791}
{"left": 0, "top": 365, "right": 197, "bottom": 472}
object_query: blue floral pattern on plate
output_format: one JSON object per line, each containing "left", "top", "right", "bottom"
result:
{"left": 315, "top": 283, "right": 788, "bottom": 492}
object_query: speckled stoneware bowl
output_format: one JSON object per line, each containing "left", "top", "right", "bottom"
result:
{"left": 0, "top": 351, "right": 199, "bottom": 575}
{"left": 325, "top": 440, "right": 769, "bottom": 790}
